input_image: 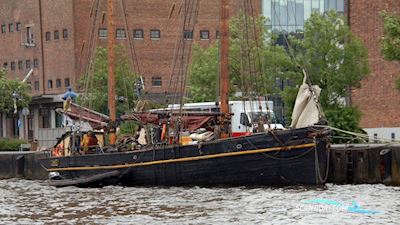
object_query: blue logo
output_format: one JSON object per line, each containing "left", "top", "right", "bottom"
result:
{"left": 301, "top": 199, "right": 383, "bottom": 214}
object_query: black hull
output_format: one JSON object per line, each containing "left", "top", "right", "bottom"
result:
{"left": 39, "top": 126, "right": 330, "bottom": 187}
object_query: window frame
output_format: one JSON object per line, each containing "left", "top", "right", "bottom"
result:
{"left": 64, "top": 78, "right": 70, "bottom": 87}
{"left": 151, "top": 76, "right": 162, "bottom": 87}
{"left": 47, "top": 80, "right": 53, "bottom": 89}
{"left": 1, "top": 24, "right": 6, "bottom": 33}
{"left": 150, "top": 29, "right": 160, "bottom": 39}
{"left": 62, "top": 29, "right": 68, "bottom": 39}
{"left": 133, "top": 29, "right": 144, "bottom": 39}
{"left": 10, "top": 61, "right": 16, "bottom": 71}
{"left": 26, "top": 60, "right": 31, "bottom": 69}
{"left": 56, "top": 79, "right": 62, "bottom": 88}
{"left": 16, "top": 22, "right": 21, "bottom": 32}
{"left": 183, "top": 30, "right": 193, "bottom": 40}
{"left": 9, "top": 23, "right": 14, "bottom": 32}
{"left": 98, "top": 28, "right": 107, "bottom": 38}
{"left": 18, "top": 61, "right": 23, "bottom": 70}
{"left": 116, "top": 28, "right": 126, "bottom": 39}
{"left": 45, "top": 31, "right": 51, "bottom": 41}
{"left": 33, "top": 58, "right": 39, "bottom": 68}
{"left": 200, "top": 30, "right": 210, "bottom": 40}
{"left": 54, "top": 30, "right": 59, "bottom": 40}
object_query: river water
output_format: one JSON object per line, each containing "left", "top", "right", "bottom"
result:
{"left": 0, "top": 179, "right": 398, "bottom": 225}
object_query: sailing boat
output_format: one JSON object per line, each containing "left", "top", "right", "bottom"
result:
{"left": 38, "top": 0, "right": 331, "bottom": 187}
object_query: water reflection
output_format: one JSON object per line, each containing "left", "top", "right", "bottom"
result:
{"left": 0, "top": 179, "right": 398, "bottom": 224}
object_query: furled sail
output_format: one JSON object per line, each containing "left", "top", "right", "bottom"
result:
{"left": 290, "top": 74, "right": 322, "bottom": 128}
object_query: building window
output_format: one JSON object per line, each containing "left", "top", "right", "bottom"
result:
{"left": 116, "top": 28, "right": 126, "bottom": 39}
{"left": 63, "top": 29, "right": 68, "bottom": 39}
{"left": 54, "top": 30, "right": 59, "bottom": 40}
{"left": 1, "top": 24, "right": 6, "bottom": 33}
{"left": 3, "top": 62, "right": 8, "bottom": 70}
{"left": 216, "top": 30, "right": 220, "bottom": 39}
{"left": 18, "top": 61, "right": 23, "bottom": 70}
{"left": 34, "top": 81, "right": 39, "bottom": 91}
{"left": 151, "top": 76, "right": 162, "bottom": 87}
{"left": 56, "top": 79, "right": 61, "bottom": 88}
{"left": 47, "top": 80, "right": 53, "bottom": 89}
{"left": 33, "top": 59, "right": 39, "bottom": 68}
{"left": 10, "top": 62, "right": 16, "bottom": 71}
{"left": 45, "top": 32, "right": 51, "bottom": 41}
{"left": 133, "top": 29, "right": 144, "bottom": 39}
{"left": 183, "top": 30, "right": 193, "bottom": 40}
{"left": 99, "top": 28, "right": 107, "bottom": 38}
{"left": 16, "top": 22, "right": 21, "bottom": 31}
{"left": 64, "top": 78, "right": 70, "bottom": 87}
{"left": 150, "top": 29, "right": 160, "bottom": 39}
{"left": 9, "top": 23, "right": 14, "bottom": 32}
{"left": 55, "top": 113, "right": 63, "bottom": 128}
{"left": 200, "top": 30, "right": 209, "bottom": 40}
{"left": 26, "top": 26, "right": 33, "bottom": 44}
{"left": 26, "top": 60, "right": 31, "bottom": 69}
{"left": 27, "top": 81, "right": 32, "bottom": 91}
{"left": 39, "top": 108, "right": 51, "bottom": 128}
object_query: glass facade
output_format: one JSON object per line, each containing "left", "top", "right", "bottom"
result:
{"left": 262, "top": 0, "right": 345, "bottom": 33}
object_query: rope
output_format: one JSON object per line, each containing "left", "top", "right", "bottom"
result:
{"left": 314, "top": 137, "right": 330, "bottom": 183}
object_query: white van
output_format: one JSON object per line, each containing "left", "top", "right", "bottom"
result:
{"left": 167, "top": 101, "right": 284, "bottom": 137}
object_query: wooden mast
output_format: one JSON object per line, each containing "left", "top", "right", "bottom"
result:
{"left": 220, "top": 0, "right": 230, "bottom": 138}
{"left": 107, "top": 0, "right": 117, "bottom": 145}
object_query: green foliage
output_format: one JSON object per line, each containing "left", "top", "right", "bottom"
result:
{"left": 0, "top": 69, "right": 31, "bottom": 113}
{"left": 286, "top": 11, "right": 369, "bottom": 109}
{"left": 381, "top": 11, "right": 400, "bottom": 61}
{"left": 0, "top": 138, "right": 28, "bottom": 151}
{"left": 188, "top": 14, "right": 294, "bottom": 102}
{"left": 77, "top": 45, "right": 138, "bottom": 116}
{"left": 381, "top": 12, "right": 400, "bottom": 91}
{"left": 324, "top": 106, "right": 365, "bottom": 143}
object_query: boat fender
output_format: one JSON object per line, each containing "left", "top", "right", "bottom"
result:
{"left": 161, "top": 123, "right": 167, "bottom": 141}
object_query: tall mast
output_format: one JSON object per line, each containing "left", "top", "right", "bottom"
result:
{"left": 219, "top": 0, "right": 230, "bottom": 138}
{"left": 107, "top": 0, "right": 117, "bottom": 145}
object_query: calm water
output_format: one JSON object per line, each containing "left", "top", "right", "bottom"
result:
{"left": 0, "top": 179, "right": 399, "bottom": 225}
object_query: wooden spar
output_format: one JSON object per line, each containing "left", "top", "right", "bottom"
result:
{"left": 219, "top": 0, "right": 230, "bottom": 138}
{"left": 107, "top": 0, "right": 117, "bottom": 145}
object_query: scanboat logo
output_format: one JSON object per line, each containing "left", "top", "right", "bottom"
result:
{"left": 299, "top": 198, "right": 383, "bottom": 214}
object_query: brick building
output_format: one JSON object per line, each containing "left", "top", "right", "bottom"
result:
{"left": 0, "top": 0, "right": 260, "bottom": 146}
{"left": 349, "top": 0, "right": 400, "bottom": 141}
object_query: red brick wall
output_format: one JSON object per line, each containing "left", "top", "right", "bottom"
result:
{"left": 0, "top": 0, "right": 42, "bottom": 95}
{"left": 350, "top": 0, "right": 400, "bottom": 128}
{"left": 1, "top": 0, "right": 261, "bottom": 99}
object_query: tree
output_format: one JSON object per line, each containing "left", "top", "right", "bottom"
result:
{"left": 188, "top": 14, "right": 294, "bottom": 102}
{"left": 282, "top": 11, "right": 369, "bottom": 141}
{"left": 381, "top": 12, "right": 400, "bottom": 90}
{"left": 0, "top": 69, "right": 31, "bottom": 112}
{"left": 77, "top": 44, "right": 138, "bottom": 116}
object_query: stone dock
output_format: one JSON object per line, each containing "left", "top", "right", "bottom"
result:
{"left": 1, "top": 144, "right": 400, "bottom": 185}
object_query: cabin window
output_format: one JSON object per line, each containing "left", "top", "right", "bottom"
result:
{"left": 373, "top": 133, "right": 378, "bottom": 143}
{"left": 25, "top": 60, "right": 31, "bottom": 69}
{"left": 18, "top": 60, "right": 23, "bottom": 70}
{"left": 54, "top": 30, "right": 59, "bottom": 40}
{"left": 33, "top": 58, "right": 39, "bottom": 68}
{"left": 56, "top": 79, "right": 61, "bottom": 88}
{"left": 9, "top": 23, "right": 14, "bottom": 32}
{"left": 133, "top": 29, "right": 144, "bottom": 39}
{"left": 45, "top": 32, "right": 51, "bottom": 41}
{"left": 63, "top": 29, "right": 68, "bottom": 39}
{"left": 200, "top": 30, "right": 209, "bottom": 40}
{"left": 183, "top": 30, "right": 193, "bottom": 40}
{"left": 16, "top": 22, "right": 21, "bottom": 31}
{"left": 1, "top": 24, "right": 6, "bottom": 33}
{"left": 47, "top": 80, "right": 53, "bottom": 89}
{"left": 116, "top": 28, "right": 126, "bottom": 39}
{"left": 10, "top": 62, "right": 16, "bottom": 71}
{"left": 391, "top": 133, "right": 395, "bottom": 142}
{"left": 64, "top": 78, "right": 70, "bottom": 87}
{"left": 151, "top": 77, "right": 162, "bottom": 87}
{"left": 150, "top": 29, "right": 160, "bottom": 39}
{"left": 98, "top": 28, "right": 107, "bottom": 38}
{"left": 34, "top": 81, "right": 40, "bottom": 91}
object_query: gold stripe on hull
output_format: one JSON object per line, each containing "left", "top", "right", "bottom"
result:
{"left": 46, "top": 143, "right": 316, "bottom": 172}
